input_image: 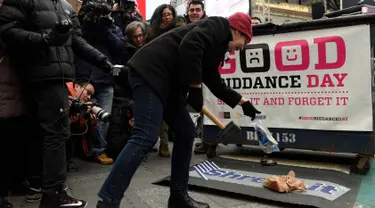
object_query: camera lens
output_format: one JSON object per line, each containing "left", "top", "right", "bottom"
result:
{"left": 92, "top": 106, "right": 112, "bottom": 122}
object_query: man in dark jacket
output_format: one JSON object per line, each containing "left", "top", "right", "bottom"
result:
{"left": 184, "top": 0, "right": 206, "bottom": 24}
{"left": 75, "top": 0, "right": 126, "bottom": 165}
{"left": 0, "top": 38, "right": 29, "bottom": 208}
{"left": 0, "top": 0, "right": 112, "bottom": 207}
{"left": 96, "top": 13, "right": 261, "bottom": 208}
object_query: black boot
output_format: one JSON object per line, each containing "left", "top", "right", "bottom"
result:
{"left": 194, "top": 143, "right": 206, "bottom": 154}
{"left": 96, "top": 200, "right": 117, "bottom": 208}
{"left": 168, "top": 191, "right": 209, "bottom": 208}
{"left": 0, "top": 197, "right": 13, "bottom": 208}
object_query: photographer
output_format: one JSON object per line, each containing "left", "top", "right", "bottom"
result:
{"left": 66, "top": 81, "right": 98, "bottom": 172}
{"left": 0, "top": 0, "right": 113, "bottom": 207}
{"left": 112, "top": 0, "right": 142, "bottom": 32}
{"left": 75, "top": 0, "right": 125, "bottom": 165}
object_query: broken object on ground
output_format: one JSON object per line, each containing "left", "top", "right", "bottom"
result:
{"left": 263, "top": 170, "right": 306, "bottom": 193}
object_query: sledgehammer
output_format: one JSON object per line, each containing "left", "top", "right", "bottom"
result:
{"left": 201, "top": 106, "right": 242, "bottom": 145}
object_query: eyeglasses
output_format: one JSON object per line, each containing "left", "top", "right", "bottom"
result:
{"left": 162, "top": 13, "right": 173, "bottom": 18}
{"left": 132, "top": 34, "right": 144, "bottom": 39}
{"left": 189, "top": 8, "right": 202, "bottom": 13}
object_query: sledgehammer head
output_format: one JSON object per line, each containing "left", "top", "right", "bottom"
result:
{"left": 217, "top": 121, "right": 242, "bottom": 145}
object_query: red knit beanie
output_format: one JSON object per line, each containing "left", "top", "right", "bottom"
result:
{"left": 227, "top": 12, "right": 252, "bottom": 43}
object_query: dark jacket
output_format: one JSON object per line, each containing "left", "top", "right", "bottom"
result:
{"left": 114, "top": 42, "right": 138, "bottom": 98}
{"left": 0, "top": 0, "right": 108, "bottom": 82}
{"left": 128, "top": 17, "right": 242, "bottom": 107}
{"left": 0, "top": 54, "right": 26, "bottom": 118}
{"left": 74, "top": 23, "right": 125, "bottom": 85}
{"left": 146, "top": 20, "right": 177, "bottom": 43}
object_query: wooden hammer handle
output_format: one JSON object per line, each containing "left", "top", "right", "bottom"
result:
{"left": 201, "top": 106, "right": 225, "bottom": 129}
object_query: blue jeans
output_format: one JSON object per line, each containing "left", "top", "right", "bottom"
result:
{"left": 92, "top": 83, "right": 114, "bottom": 155}
{"left": 98, "top": 71, "right": 196, "bottom": 207}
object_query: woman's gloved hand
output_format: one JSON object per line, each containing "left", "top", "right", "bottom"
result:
{"left": 241, "top": 101, "right": 261, "bottom": 121}
{"left": 187, "top": 88, "right": 203, "bottom": 113}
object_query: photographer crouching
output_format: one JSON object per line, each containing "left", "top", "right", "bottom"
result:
{"left": 66, "top": 81, "right": 93, "bottom": 172}
{"left": 75, "top": 0, "right": 125, "bottom": 165}
{"left": 66, "top": 80, "right": 112, "bottom": 171}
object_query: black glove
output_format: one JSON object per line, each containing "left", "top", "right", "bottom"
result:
{"left": 98, "top": 15, "right": 114, "bottom": 28}
{"left": 241, "top": 101, "right": 261, "bottom": 121}
{"left": 43, "top": 20, "right": 72, "bottom": 46}
{"left": 187, "top": 88, "right": 203, "bottom": 113}
{"left": 100, "top": 59, "right": 113, "bottom": 74}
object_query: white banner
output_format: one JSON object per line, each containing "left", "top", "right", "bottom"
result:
{"left": 205, "top": 0, "right": 249, "bottom": 17}
{"left": 203, "top": 25, "right": 373, "bottom": 131}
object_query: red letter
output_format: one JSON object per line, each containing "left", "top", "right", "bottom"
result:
{"left": 314, "top": 36, "right": 346, "bottom": 70}
{"left": 307, "top": 74, "right": 319, "bottom": 88}
{"left": 320, "top": 74, "right": 335, "bottom": 87}
{"left": 333, "top": 73, "right": 347, "bottom": 87}
{"left": 218, "top": 51, "right": 236, "bottom": 74}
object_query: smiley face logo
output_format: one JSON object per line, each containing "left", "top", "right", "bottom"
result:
{"left": 275, "top": 40, "right": 310, "bottom": 71}
{"left": 240, "top": 43, "right": 270, "bottom": 73}
{"left": 286, "top": 48, "right": 298, "bottom": 61}
{"left": 282, "top": 45, "right": 303, "bottom": 66}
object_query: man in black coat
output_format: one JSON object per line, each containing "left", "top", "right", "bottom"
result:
{"left": 96, "top": 13, "right": 261, "bottom": 208}
{"left": 0, "top": 0, "right": 112, "bottom": 207}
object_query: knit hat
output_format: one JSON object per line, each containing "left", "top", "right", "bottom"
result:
{"left": 227, "top": 12, "right": 252, "bottom": 43}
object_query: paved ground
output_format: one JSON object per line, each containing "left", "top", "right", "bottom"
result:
{"left": 7, "top": 141, "right": 375, "bottom": 208}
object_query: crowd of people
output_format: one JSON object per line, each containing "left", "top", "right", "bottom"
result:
{"left": 0, "top": 0, "right": 260, "bottom": 207}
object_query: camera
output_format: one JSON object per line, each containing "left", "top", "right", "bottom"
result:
{"left": 116, "top": 0, "right": 136, "bottom": 14}
{"left": 112, "top": 0, "right": 137, "bottom": 29}
{"left": 70, "top": 99, "right": 112, "bottom": 122}
{"left": 70, "top": 99, "right": 88, "bottom": 116}
{"left": 79, "top": 0, "right": 114, "bottom": 27}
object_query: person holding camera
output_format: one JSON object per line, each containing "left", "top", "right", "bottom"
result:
{"left": 112, "top": 0, "right": 143, "bottom": 31}
{"left": 66, "top": 81, "right": 97, "bottom": 172}
{"left": 0, "top": 0, "right": 113, "bottom": 207}
{"left": 75, "top": 0, "right": 125, "bottom": 165}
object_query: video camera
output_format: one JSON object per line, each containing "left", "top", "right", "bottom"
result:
{"left": 70, "top": 99, "right": 112, "bottom": 122}
{"left": 114, "top": 0, "right": 136, "bottom": 15}
{"left": 79, "top": 0, "right": 114, "bottom": 27}
{"left": 112, "top": 0, "right": 137, "bottom": 30}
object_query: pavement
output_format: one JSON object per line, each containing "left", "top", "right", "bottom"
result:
{"left": 7, "top": 141, "right": 375, "bottom": 208}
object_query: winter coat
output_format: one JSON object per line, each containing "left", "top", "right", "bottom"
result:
{"left": 74, "top": 23, "right": 125, "bottom": 85}
{"left": 128, "top": 16, "right": 242, "bottom": 107}
{"left": 146, "top": 19, "right": 178, "bottom": 43}
{"left": 0, "top": 0, "right": 108, "bottom": 82}
{"left": 0, "top": 54, "right": 26, "bottom": 118}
